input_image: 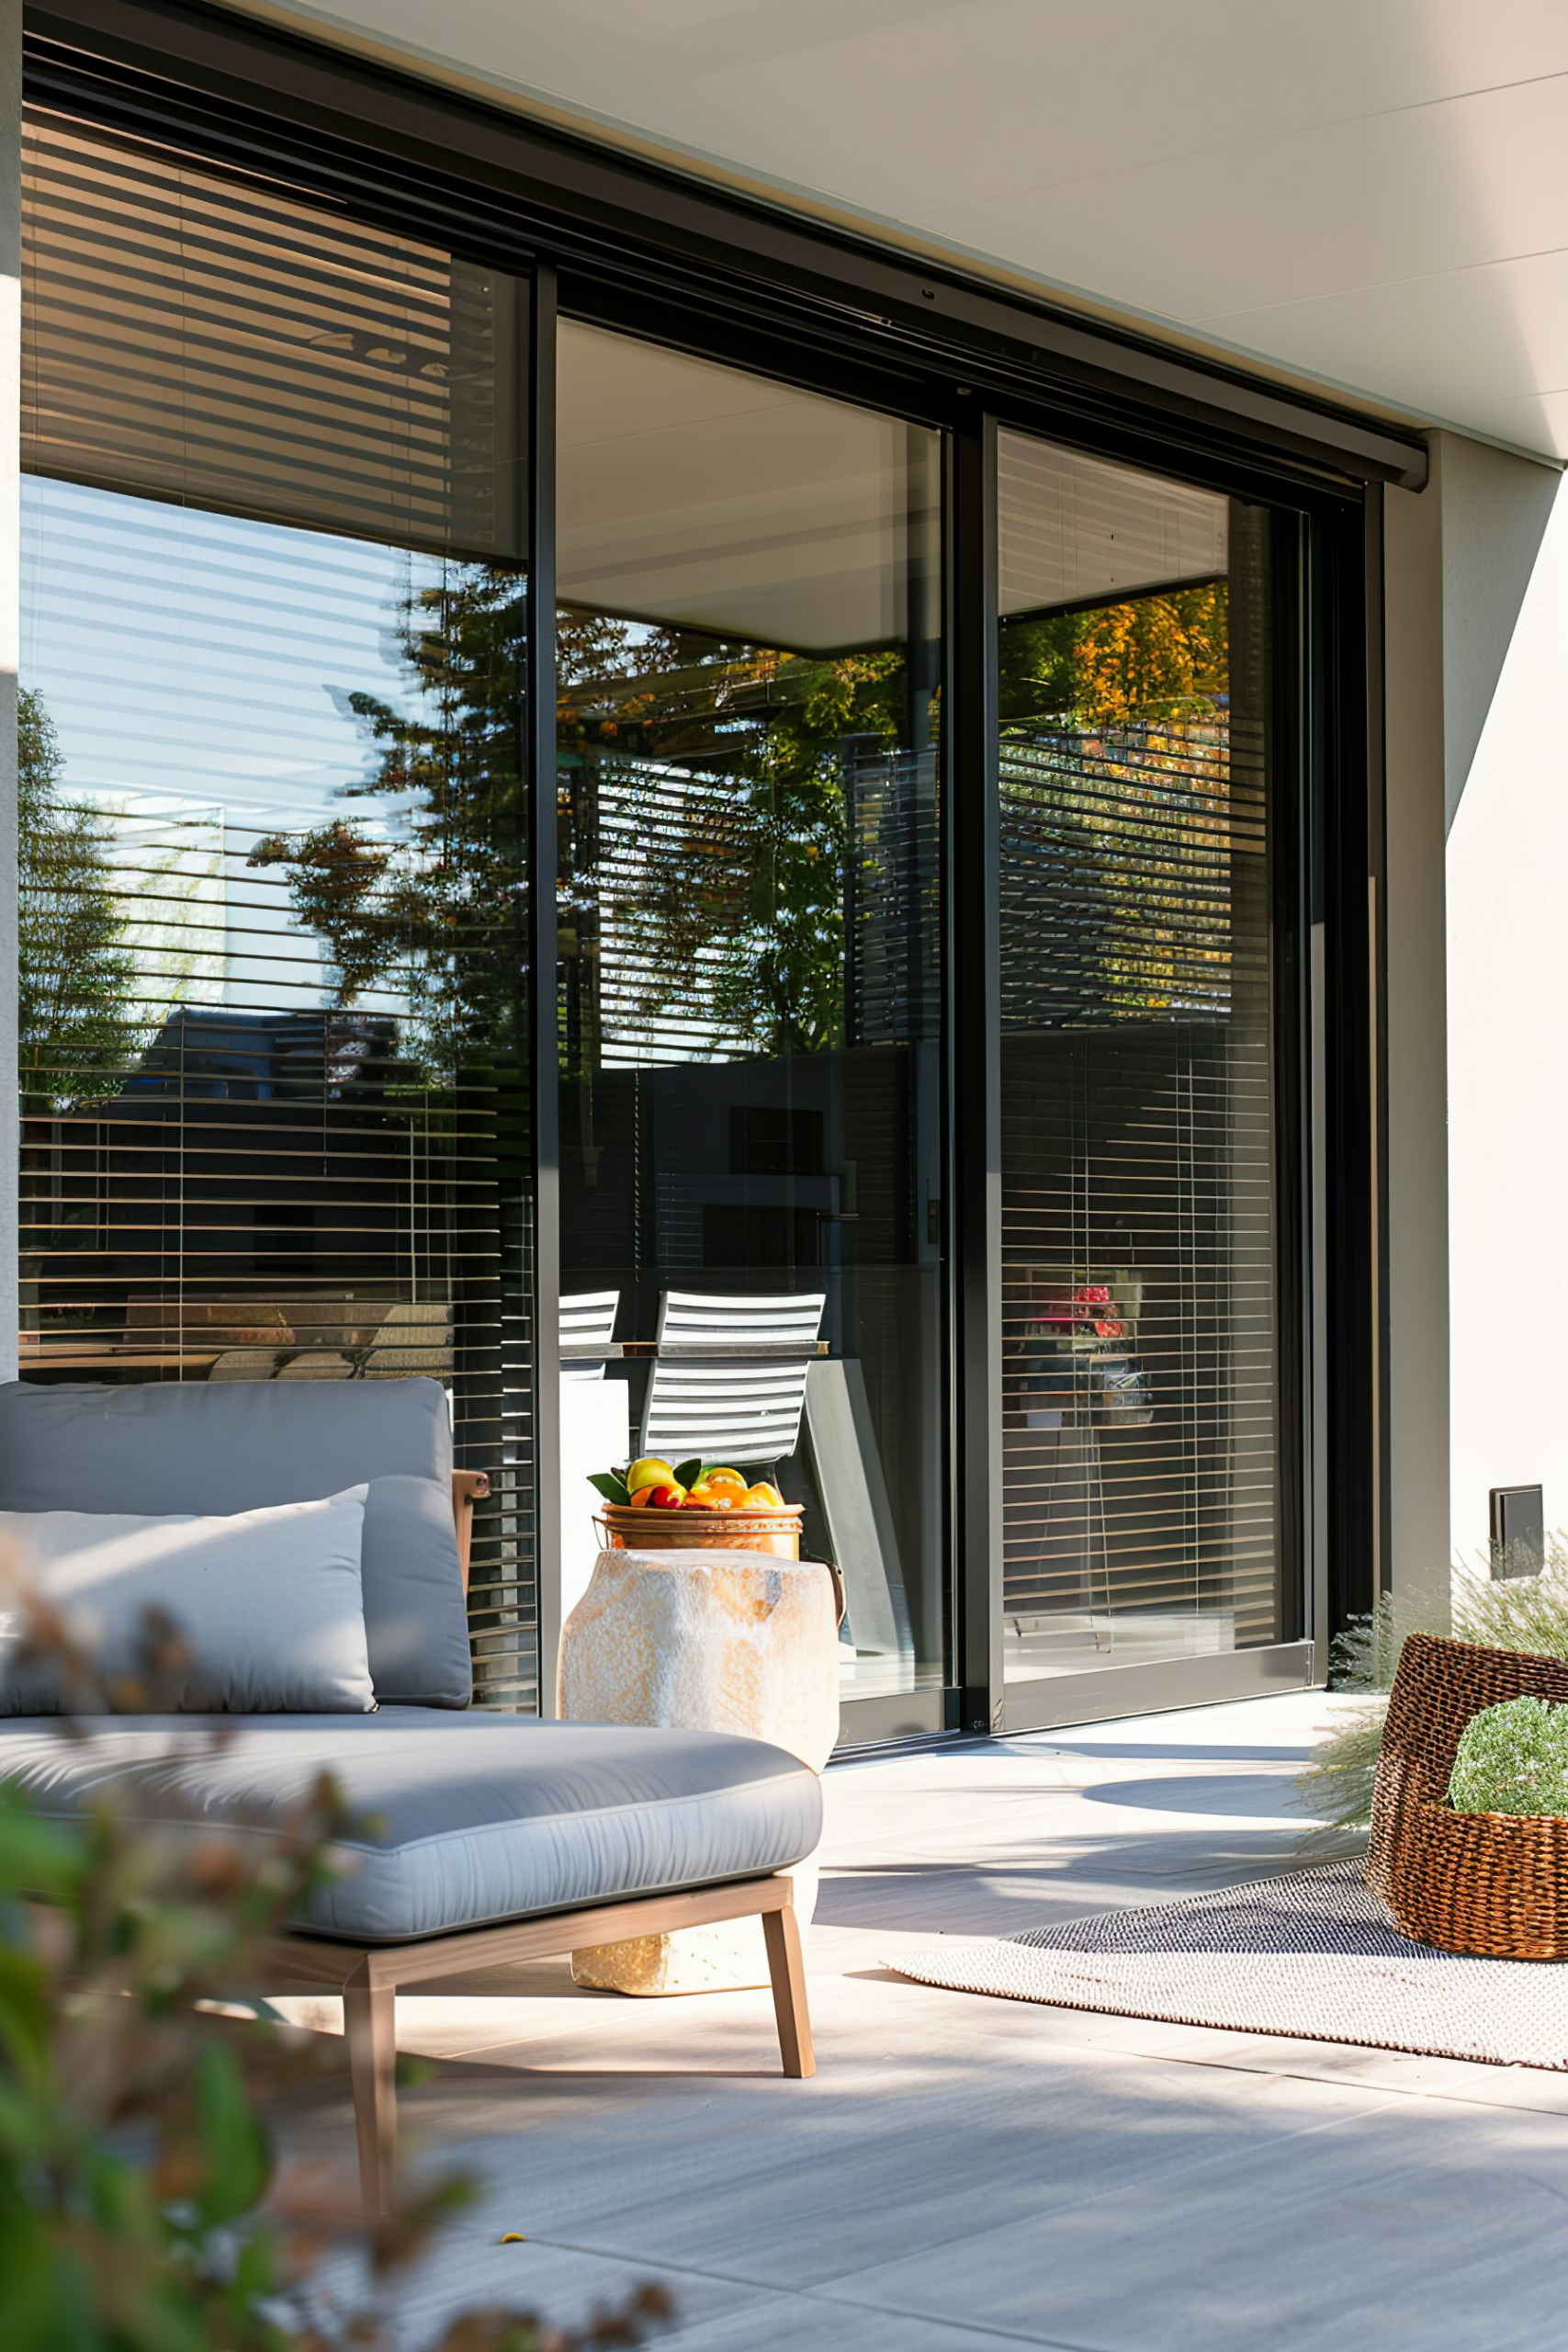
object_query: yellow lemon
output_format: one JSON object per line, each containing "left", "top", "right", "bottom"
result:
{"left": 626, "top": 1457, "right": 675, "bottom": 1496}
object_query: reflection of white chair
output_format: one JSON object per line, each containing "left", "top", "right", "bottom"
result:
{"left": 561, "top": 1290, "right": 620, "bottom": 1384}
{"left": 656, "top": 1293, "right": 825, "bottom": 1353}
{"left": 641, "top": 1292, "right": 825, "bottom": 1470}
{"left": 558, "top": 1291, "right": 629, "bottom": 1632}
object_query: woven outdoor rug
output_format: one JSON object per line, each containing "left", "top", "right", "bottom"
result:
{"left": 889, "top": 1859, "right": 1568, "bottom": 2070}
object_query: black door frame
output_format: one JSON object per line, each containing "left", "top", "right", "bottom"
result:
{"left": 21, "top": 0, "right": 1393, "bottom": 1736}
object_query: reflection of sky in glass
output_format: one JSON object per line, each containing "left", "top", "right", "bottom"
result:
{"left": 20, "top": 476, "right": 418, "bottom": 823}
{"left": 19, "top": 478, "right": 428, "bottom": 1015}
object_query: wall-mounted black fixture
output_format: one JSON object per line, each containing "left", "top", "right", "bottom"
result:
{"left": 1490, "top": 1484, "right": 1545, "bottom": 1579}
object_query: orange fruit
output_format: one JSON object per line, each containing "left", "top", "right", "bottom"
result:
{"left": 628, "top": 1485, "right": 660, "bottom": 1508}
{"left": 704, "top": 1470, "right": 750, "bottom": 1502}
{"left": 744, "top": 1481, "right": 784, "bottom": 1509}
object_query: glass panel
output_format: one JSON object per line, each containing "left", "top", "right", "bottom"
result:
{"left": 19, "top": 118, "right": 536, "bottom": 1705}
{"left": 997, "top": 428, "right": 1281, "bottom": 1685}
{"left": 556, "top": 320, "right": 944, "bottom": 1702}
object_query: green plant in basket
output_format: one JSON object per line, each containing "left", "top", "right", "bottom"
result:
{"left": 1447, "top": 1694, "right": 1568, "bottom": 1817}
{"left": 1295, "top": 1549, "right": 1568, "bottom": 1839}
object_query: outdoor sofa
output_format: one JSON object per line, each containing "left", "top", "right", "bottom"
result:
{"left": 0, "top": 1376, "right": 820, "bottom": 2211}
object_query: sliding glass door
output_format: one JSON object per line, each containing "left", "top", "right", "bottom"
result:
{"left": 19, "top": 118, "right": 537, "bottom": 1702}
{"left": 995, "top": 427, "right": 1288, "bottom": 1697}
{"left": 17, "top": 87, "right": 1319, "bottom": 1736}
{"left": 553, "top": 320, "right": 946, "bottom": 1705}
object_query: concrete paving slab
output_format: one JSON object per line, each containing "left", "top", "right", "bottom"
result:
{"left": 271, "top": 1688, "right": 1551, "bottom": 2352}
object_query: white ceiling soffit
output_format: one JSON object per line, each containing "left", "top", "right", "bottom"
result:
{"left": 557, "top": 324, "right": 1222, "bottom": 648}
{"left": 236, "top": 0, "right": 1568, "bottom": 463}
{"left": 998, "top": 433, "right": 1227, "bottom": 620}
{"left": 557, "top": 319, "right": 939, "bottom": 650}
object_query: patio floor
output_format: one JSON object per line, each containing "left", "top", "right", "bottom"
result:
{"left": 281, "top": 1689, "right": 1568, "bottom": 2350}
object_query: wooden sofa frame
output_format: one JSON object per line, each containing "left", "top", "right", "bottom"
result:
{"left": 261, "top": 1468, "right": 816, "bottom": 2213}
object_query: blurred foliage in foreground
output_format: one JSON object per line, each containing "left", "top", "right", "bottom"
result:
{"left": 0, "top": 1577, "right": 671, "bottom": 2351}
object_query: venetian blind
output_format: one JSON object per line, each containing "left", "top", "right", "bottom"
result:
{"left": 998, "top": 538, "right": 1280, "bottom": 1669}
{"left": 22, "top": 115, "right": 525, "bottom": 560}
{"left": 19, "top": 113, "right": 536, "bottom": 1709}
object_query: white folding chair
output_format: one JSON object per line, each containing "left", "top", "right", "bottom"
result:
{"left": 561, "top": 1289, "right": 620, "bottom": 1384}
{"left": 655, "top": 1292, "right": 826, "bottom": 1355}
{"left": 640, "top": 1291, "right": 826, "bottom": 1470}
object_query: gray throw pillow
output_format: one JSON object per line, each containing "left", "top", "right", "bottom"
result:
{"left": 0, "top": 1487, "right": 376, "bottom": 1713}
{"left": 0, "top": 1385, "right": 473, "bottom": 1711}
{"left": 361, "top": 1476, "right": 472, "bottom": 1707}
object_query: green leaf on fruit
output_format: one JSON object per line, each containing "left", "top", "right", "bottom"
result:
{"left": 588, "top": 1471, "right": 631, "bottom": 1506}
{"left": 673, "top": 1458, "right": 706, "bottom": 1491}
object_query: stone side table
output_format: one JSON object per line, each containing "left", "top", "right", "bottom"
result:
{"left": 558, "top": 1546, "right": 840, "bottom": 1995}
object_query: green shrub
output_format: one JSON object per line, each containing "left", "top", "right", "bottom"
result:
{"left": 1447, "top": 1694, "right": 1568, "bottom": 1817}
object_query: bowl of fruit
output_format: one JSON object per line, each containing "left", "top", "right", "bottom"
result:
{"left": 588, "top": 1457, "right": 803, "bottom": 1558}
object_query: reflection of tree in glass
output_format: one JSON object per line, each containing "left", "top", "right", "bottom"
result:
{"left": 255, "top": 569, "right": 1223, "bottom": 1057}
{"left": 999, "top": 581, "right": 1227, "bottom": 731}
{"left": 250, "top": 565, "right": 528, "bottom": 1086}
{"left": 563, "top": 631, "right": 909, "bottom": 1059}
{"left": 999, "top": 584, "right": 1232, "bottom": 1020}
{"left": 17, "top": 686, "right": 142, "bottom": 1114}
{"left": 257, "top": 560, "right": 914, "bottom": 1069}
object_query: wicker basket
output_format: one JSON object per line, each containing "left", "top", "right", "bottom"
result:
{"left": 593, "top": 1501, "right": 803, "bottom": 1561}
{"left": 1371, "top": 1632, "right": 1568, "bottom": 1959}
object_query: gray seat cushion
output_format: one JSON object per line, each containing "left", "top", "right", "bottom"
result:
{"left": 0, "top": 1712, "right": 822, "bottom": 1943}
{"left": 0, "top": 1381, "right": 472, "bottom": 1709}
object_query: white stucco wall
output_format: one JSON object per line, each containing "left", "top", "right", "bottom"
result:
{"left": 1446, "top": 447, "right": 1568, "bottom": 1567}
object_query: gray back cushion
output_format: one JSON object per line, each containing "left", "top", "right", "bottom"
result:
{"left": 0, "top": 1381, "right": 472, "bottom": 1708}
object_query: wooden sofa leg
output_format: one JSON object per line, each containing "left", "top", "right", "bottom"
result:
{"left": 761, "top": 1898, "right": 815, "bottom": 2080}
{"left": 344, "top": 1964, "right": 397, "bottom": 2215}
